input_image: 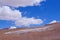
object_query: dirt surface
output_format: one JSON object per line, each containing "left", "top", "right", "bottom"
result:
{"left": 0, "top": 22, "right": 60, "bottom": 40}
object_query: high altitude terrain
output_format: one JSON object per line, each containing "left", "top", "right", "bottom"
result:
{"left": 0, "top": 22, "right": 60, "bottom": 40}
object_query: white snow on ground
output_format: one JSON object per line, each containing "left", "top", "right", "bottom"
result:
{"left": 9, "top": 26, "right": 17, "bottom": 29}
{"left": 4, "top": 26, "right": 54, "bottom": 34}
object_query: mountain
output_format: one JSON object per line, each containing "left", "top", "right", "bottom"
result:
{"left": 0, "top": 22, "right": 60, "bottom": 40}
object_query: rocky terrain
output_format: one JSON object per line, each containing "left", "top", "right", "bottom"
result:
{"left": 0, "top": 22, "right": 60, "bottom": 40}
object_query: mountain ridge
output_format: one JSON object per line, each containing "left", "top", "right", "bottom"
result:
{"left": 0, "top": 22, "right": 60, "bottom": 40}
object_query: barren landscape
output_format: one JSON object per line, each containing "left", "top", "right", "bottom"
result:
{"left": 0, "top": 22, "right": 60, "bottom": 40}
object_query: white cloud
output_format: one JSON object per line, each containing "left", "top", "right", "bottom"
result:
{"left": 0, "top": 0, "right": 45, "bottom": 7}
{"left": 0, "top": 6, "right": 43, "bottom": 27}
{"left": 0, "top": 6, "right": 22, "bottom": 20}
{"left": 49, "top": 20, "right": 57, "bottom": 24}
{"left": 15, "top": 17, "right": 43, "bottom": 26}
{"left": 0, "top": 0, "right": 45, "bottom": 27}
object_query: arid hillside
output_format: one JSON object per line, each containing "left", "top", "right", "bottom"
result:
{"left": 0, "top": 22, "right": 60, "bottom": 40}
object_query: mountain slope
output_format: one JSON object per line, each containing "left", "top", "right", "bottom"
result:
{"left": 0, "top": 22, "right": 60, "bottom": 40}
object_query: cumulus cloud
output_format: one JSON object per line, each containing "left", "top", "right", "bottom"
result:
{"left": 0, "top": 6, "right": 21, "bottom": 20}
{"left": 0, "top": 6, "right": 43, "bottom": 27}
{"left": 0, "top": 0, "right": 45, "bottom": 7}
{"left": 49, "top": 20, "right": 57, "bottom": 24}
{"left": 15, "top": 17, "right": 43, "bottom": 26}
{"left": 0, "top": 0, "right": 44, "bottom": 27}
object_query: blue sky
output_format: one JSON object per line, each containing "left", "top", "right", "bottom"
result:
{"left": 18, "top": 0, "right": 60, "bottom": 21}
{"left": 0, "top": 0, "right": 60, "bottom": 29}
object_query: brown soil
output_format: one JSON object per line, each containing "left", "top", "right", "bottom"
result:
{"left": 0, "top": 22, "right": 60, "bottom": 40}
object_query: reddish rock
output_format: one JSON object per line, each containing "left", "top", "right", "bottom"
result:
{"left": 0, "top": 22, "right": 60, "bottom": 40}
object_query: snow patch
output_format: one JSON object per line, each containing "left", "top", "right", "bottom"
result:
{"left": 4, "top": 26, "right": 54, "bottom": 34}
